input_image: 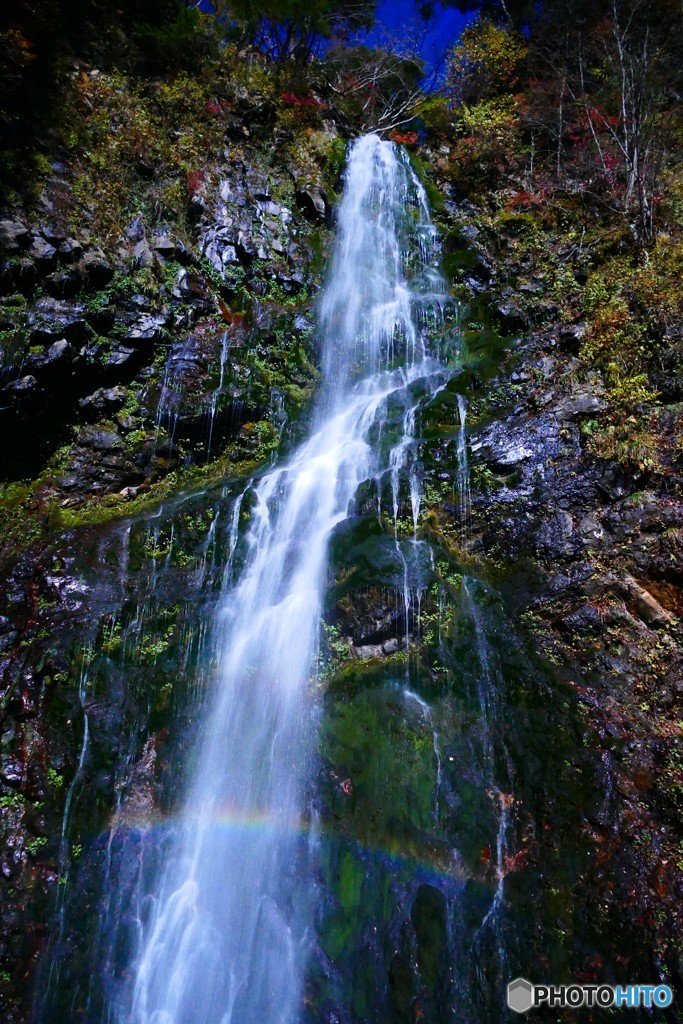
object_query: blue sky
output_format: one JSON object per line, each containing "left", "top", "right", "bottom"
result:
{"left": 366, "top": 1, "right": 474, "bottom": 78}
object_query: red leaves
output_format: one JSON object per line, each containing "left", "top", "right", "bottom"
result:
{"left": 205, "top": 99, "right": 231, "bottom": 117}
{"left": 280, "top": 92, "right": 327, "bottom": 110}
{"left": 329, "top": 769, "right": 352, "bottom": 796}
{"left": 502, "top": 849, "right": 528, "bottom": 874}
{"left": 186, "top": 169, "right": 206, "bottom": 195}
{"left": 504, "top": 190, "right": 544, "bottom": 211}
{"left": 389, "top": 130, "right": 419, "bottom": 147}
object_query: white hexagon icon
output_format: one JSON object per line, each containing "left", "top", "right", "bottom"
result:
{"left": 507, "top": 978, "right": 534, "bottom": 1014}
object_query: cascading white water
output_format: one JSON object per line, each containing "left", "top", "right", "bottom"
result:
{"left": 118, "top": 135, "right": 451, "bottom": 1024}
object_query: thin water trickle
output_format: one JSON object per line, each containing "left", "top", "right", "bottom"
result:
{"left": 456, "top": 394, "right": 471, "bottom": 526}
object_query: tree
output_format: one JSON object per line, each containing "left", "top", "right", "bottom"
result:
{"left": 446, "top": 17, "right": 526, "bottom": 103}
{"left": 325, "top": 42, "right": 425, "bottom": 132}
{"left": 227, "top": 0, "right": 376, "bottom": 65}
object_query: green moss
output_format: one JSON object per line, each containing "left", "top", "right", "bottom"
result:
{"left": 407, "top": 151, "right": 446, "bottom": 212}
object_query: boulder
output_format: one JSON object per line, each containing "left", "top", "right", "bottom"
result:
{"left": 0, "top": 220, "right": 30, "bottom": 253}
{"left": 78, "top": 386, "right": 127, "bottom": 414}
{"left": 58, "top": 239, "right": 84, "bottom": 263}
{"left": 125, "top": 313, "right": 169, "bottom": 346}
{"left": 81, "top": 251, "right": 114, "bottom": 287}
{"left": 554, "top": 388, "right": 605, "bottom": 421}
{"left": 296, "top": 184, "right": 328, "bottom": 224}
{"left": 29, "top": 237, "right": 57, "bottom": 268}
{"left": 26, "top": 339, "right": 75, "bottom": 374}
{"left": 28, "top": 298, "right": 90, "bottom": 344}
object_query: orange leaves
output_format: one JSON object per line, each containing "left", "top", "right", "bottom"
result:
{"left": 217, "top": 297, "right": 246, "bottom": 330}
{"left": 389, "top": 130, "right": 419, "bottom": 147}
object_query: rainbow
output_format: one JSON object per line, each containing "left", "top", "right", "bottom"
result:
{"left": 100, "top": 804, "right": 488, "bottom": 888}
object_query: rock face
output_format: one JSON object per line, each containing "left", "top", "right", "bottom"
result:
{"left": 428, "top": 193, "right": 683, "bottom": 998}
{"left": 1, "top": 103, "right": 682, "bottom": 1024}
{"left": 0, "top": 137, "right": 330, "bottom": 486}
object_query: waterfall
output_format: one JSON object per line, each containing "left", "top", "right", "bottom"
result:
{"left": 109, "top": 135, "right": 451, "bottom": 1024}
{"left": 455, "top": 393, "right": 471, "bottom": 525}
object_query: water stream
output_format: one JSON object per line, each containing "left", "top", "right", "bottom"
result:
{"left": 35, "top": 134, "right": 527, "bottom": 1024}
{"left": 116, "top": 136, "right": 452, "bottom": 1024}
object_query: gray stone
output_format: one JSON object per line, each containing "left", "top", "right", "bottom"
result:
{"left": 537, "top": 510, "right": 574, "bottom": 557}
{"left": 0, "top": 220, "right": 30, "bottom": 253}
{"left": 81, "top": 251, "right": 114, "bottom": 286}
{"left": 29, "top": 237, "right": 57, "bottom": 266}
{"left": 578, "top": 514, "right": 608, "bottom": 547}
{"left": 133, "top": 239, "right": 155, "bottom": 268}
{"left": 151, "top": 229, "right": 178, "bottom": 256}
{"left": 555, "top": 388, "right": 605, "bottom": 421}
{"left": 488, "top": 442, "right": 534, "bottom": 467}
{"left": 558, "top": 322, "right": 587, "bottom": 352}
{"left": 79, "top": 386, "right": 127, "bottom": 412}
{"left": 59, "top": 239, "right": 83, "bottom": 263}
{"left": 125, "top": 314, "right": 168, "bottom": 346}
{"left": 296, "top": 184, "right": 328, "bottom": 223}
{"left": 126, "top": 215, "right": 146, "bottom": 242}
{"left": 3, "top": 375, "right": 38, "bottom": 393}
{"left": 106, "top": 345, "right": 137, "bottom": 368}
{"left": 82, "top": 428, "right": 122, "bottom": 451}
{"left": 26, "top": 339, "right": 74, "bottom": 373}
{"left": 28, "top": 298, "right": 89, "bottom": 344}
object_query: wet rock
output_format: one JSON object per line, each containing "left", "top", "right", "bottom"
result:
{"left": 82, "top": 428, "right": 122, "bottom": 451}
{"left": 561, "top": 603, "right": 602, "bottom": 632}
{"left": 9, "top": 257, "right": 38, "bottom": 296}
{"left": 202, "top": 231, "right": 239, "bottom": 273}
{"left": 86, "top": 303, "right": 116, "bottom": 334}
{"left": 351, "top": 638, "right": 405, "bottom": 659}
{"left": 125, "top": 313, "right": 169, "bottom": 347}
{"left": 174, "top": 270, "right": 212, "bottom": 305}
{"left": 481, "top": 437, "right": 534, "bottom": 471}
{"left": 0, "top": 220, "right": 31, "bottom": 253}
{"left": 29, "top": 237, "right": 57, "bottom": 269}
{"left": 28, "top": 298, "right": 90, "bottom": 345}
{"left": 495, "top": 301, "right": 526, "bottom": 331}
{"left": 555, "top": 387, "right": 605, "bottom": 421}
{"left": 558, "top": 322, "right": 587, "bottom": 354}
{"left": 536, "top": 510, "right": 574, "bottom": 557}
{"left": 39, "top": 224, "right": 66, "bottom": 245}
{"left": 78, "top": 386, "right": 127, "bottom": 414}
{"left": 81, "top": 251, "right": 114, "bottom": 287}
{"left": 151, "top": 229, "right": 179, "bottom": 257}
{"left": 58, "top": 239, "right": 83, "bottom": 263}
{"left": 1, "top": 757, "right": 24, "bottom": 787}
{"left": 126, "top": 215, "right": 146, "bottom": 242}
{"left": 105, "top": 344, "right": 139, "bottom": 369}
{"left": 296, "top": 184, "right": 329, "bottom": 224}
{"left": 25, "top": 339, "right": 75, "bottom": 374}
{"left": 604, "top": 492, "right": 681, "bottom": 538}
{"left": 44, "top": 268, "right": 82, "bottom": 299}
{"left": 578, "top": 514, "right": 609, "bottom": 548}
{"left": 2, "top": 375, "right": 39, "bottom": 395}
{"left": 132, "top": 238, "right": 155, "bottom": 268}
{"left": 596, "top": 465, "right": 632, "bottom": 502}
